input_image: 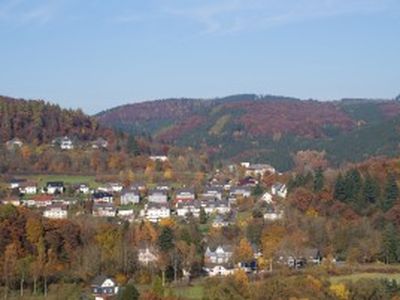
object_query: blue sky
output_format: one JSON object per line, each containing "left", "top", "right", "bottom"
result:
{"left": 0, "top": 0, "right": 399, "bottom": 114}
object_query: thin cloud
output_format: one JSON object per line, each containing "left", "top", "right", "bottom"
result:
{"left": 0, "top": 0, "right": 59, "bottom": 25}
{"left": 161, "top": 0, "right": 399, "bottom": 35}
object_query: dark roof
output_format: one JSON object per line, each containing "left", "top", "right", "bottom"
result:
{"left": 91, "top": 275, "right": 111, "bottom": 286}
{"left": 46, "top": 181, "right": 64, "bottom": 187}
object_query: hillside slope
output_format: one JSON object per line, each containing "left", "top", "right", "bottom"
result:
{"left": 97, "top": 94, "right": 400, "bottom": 171}
{"left": 0, "top": 95, "right": 112, "bottom": 144}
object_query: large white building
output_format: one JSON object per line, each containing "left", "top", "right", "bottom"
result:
{"left": 144, "top": 202, "right": 170, "bottom": 223}
{"left": 43, "top": 205, "right": 68, "bottom": 219}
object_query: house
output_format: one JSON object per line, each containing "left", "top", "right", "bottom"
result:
{"left": 263, "top": 205, "right": 284, "bottom": 221}
{"left": 120, "top": 187, "right": 140, "bottom": 205}
{"left": 93, "top": 191, "right": 113, "bottom": 203}
{"left": 43, "top": 205, "right": 68, "bottom": 219}
{"left": 238, "top": 177, "right": 259, "bottom": 187}
{"left": 117, "top": 208, "right": 134, "bottom": 222}
{"left": 138, "top": 246, "right": 159, "bottom": 265}
{"left": 45, "top": 182, "right": 64, "bottom": 194}
{"left": 98, "top": 183, "right": 123, "bottom": 193}
{"left": 149, "top": 155, "right": 168, "bottom": 162}
{"left": 230, "top": 186, "right": 251, "bottom": 198}
{"left": 144, "top": 202, "right": 170, "bottom": 223}
{"left": 174, "top": 188, "right": 195, "bottom": 203}
{"left": 148, "top": 189, "right": 168, "bottom": 203}
{"left": 212, "top": 214, "right": 232, "bottom": 228}
{"left": 260, "top": 192, "right": 273, "bottom": 204}
{"left": 91, "top": 137, "right": 108, "bottom": 149}
{"left": 200, "top": 187, "right": 223, "bottom": 201}
{"left": 23, "top": 195, "right": 53, "bottom": 208}
{"left": 6, "top": 138, "right": 24, "bottom": 150}
{"left": 91, "top": 276, "right": 119, "bottom": 300}
{"left": 60, "top": 136, "right": 74, "bottom": 150}
{"left": 201, "top": 200, "right": 231, "bottom": 215}
{"left": 155, "top": 183, "right": 170, "bottom": 191}
{"left": 203, "top": 245, "right": 235, "bottom": 276}
{"left": 271, "top": 183, "right": 287, "bottom": 198}
{"left": 245, "top": 163, "right": 275, "bottom": 177}
{"left": 19, "top": 181, "right": 37, "bottom": 195}
{"left": 77, "top": 184, "right": 90, "bottom": 194}
{"left": 131, "top": 182, "right": 146, "bottom": 192}
{"left": 93, "top": 203, "right": 117, "bottom": 217}
{"left": 9, "top": 178, "right": 26, "bottom": 189}
{"left": 278, "top": 248, "right": 322, "bottom": 269}
{"left": 1, "top": 198, "right": 21, "bottom": 206}
{"left": 176, "top": 200, "right": 201, "bottom": 218}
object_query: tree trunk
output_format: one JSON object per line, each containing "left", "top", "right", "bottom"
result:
{"left": 20, "top": 277, "right": 25, "bottom": 297}
{"left": 33, "top": 277, "right": 37, "bottom": 295}
{"left": 162, "top": 270, "right": 165, "bottom": 287}
{"left": 269, "top": 260, "right": 273, "bottom": 272}
{"left": 44, "top": 276, "right": 48, "bottom": 297}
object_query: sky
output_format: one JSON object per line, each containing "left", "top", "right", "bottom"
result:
{"left": 0, "top": 0, "right": 399, "bottom": 114}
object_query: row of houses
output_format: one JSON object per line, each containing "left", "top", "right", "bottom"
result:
{"left": 5, "top": 136, "right": 109, "bottom": 151}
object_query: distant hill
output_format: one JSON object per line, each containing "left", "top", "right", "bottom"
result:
{"left": 0, "top": 95, "right": 111, "bottom": 144}
{"left": 96, "top": 94, "right": 400, "bottom": 171}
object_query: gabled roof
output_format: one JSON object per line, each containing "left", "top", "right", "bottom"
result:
{"left": 91, "top": 275, "right": 114, "bottom": 286}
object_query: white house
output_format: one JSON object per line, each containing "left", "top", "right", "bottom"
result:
{"left": 148, "top": 190, "right": 168, "bottom": 203}
{"left": 271, "top": 183, "right": 287, "bottom": 198}
{"left": 120, "top": 187, "right": 140, "bottom": 205}
{"left": 176, "top": 200, "right": 201, "bottom": 218}
{"left": 260, "top": 192, "right": 273, "bottom": 204}
{"left": 6, "top": 138, "right": 23, "bottom": 150}
{"left": 203, "top": 245, "right": 235, "bottom": 276}
{"left": 144, "top": 202, "right": 170, "bottom": 223}
{"left": 201, "top": 200, "right": 231, "bottom": 215}
{"left": 245, "top": 163, "right": 275, "bottom": 177}
{"left": 117, "top": 208, "right": 134, "bottom": 222}
{"left": 230, "top": 187, "right": 252, "bottom": 198}
{"left": 19, "top": 182, "right": 37, "bottom": 195}
{"left": 60, "top": 136, "right": 74, "bottom": 150}
{"left": 93, "top": 191, "right": 113, "bottom": 203}
{"left": 149, "top": 155, "right": 168, "bottom": 162}
{"left": 43, "top": 205, "right": 68, "bottom": 219}
{"left": 45, "top": 182, "right": 64, "bottom": 194}
{"left": 9, "top": 178, "right": 26, "bottom": 189}
{"left": 78, "top": 184, "right": 90, "bottom": 194}
{"left": 175, "top": 188, "right": 195, "bottom": 203}
{"left": 138, "top": 246, "right": 158, "bottom": 265}
{"left": 91, "top": 137, "right": 108, "bottom": 149}
{"left": 200, "top": 187, "right": 223, "bottom": 201}
{"left": 92, "top": 203, "right": 117, "bottom": 217}
{"left": 91, "top": 276, "right": 119, "bottom": 300}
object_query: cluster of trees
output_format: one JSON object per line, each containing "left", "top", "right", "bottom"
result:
{"left": 0, "top": 96, "right": 114, "bottom": 145}
{"left": 204, "top": 272, "right": 400, "bottom": 300}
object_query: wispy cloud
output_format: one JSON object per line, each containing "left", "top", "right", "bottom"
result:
{"left": 0, "top": 0, "right": 59, "bottom": 25}
{"left": 160, "top": 0, "right": 399, "bottom": 35}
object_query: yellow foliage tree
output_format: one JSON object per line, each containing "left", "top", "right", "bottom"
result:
{"left": 261, "top": 225, "right": 285, "bottom": 271}
{"left": 329, "top": 283, "right": 349, "bottom": 300}
{"left": 233, "top": 238, "right": 254, "bottom": 263}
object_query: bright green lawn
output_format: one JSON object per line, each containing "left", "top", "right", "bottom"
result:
{"left": 24, "top": 175, "right": 98, "bottom": 188}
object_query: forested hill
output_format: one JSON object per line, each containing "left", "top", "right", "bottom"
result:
{"left": 96, "top": 94, "right": 400, "bottom": 170}
{"left": 0, "top": 95, "right": 112, "bottom": 144}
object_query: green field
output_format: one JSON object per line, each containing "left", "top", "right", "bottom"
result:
{"left": 173, "top": 284, "right": 204, "bottom": 299}
{"left": 23, "top": 175, "right": 98, "bottom": 188}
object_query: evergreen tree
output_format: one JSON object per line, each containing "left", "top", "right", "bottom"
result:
{"left": 252, "top": 184, "right": 263, "bottom": 197}
{"left": 362, "top": 174, "right": 380, "bottom": 205}
{"left": 382, "top": 174, "right": 399, "bottom": 212}
{"left": 127, "top": 134, "right": 140, "bottom": 156}
{"left": 382, "top": 223, "right": 399, "bottom": 264}
{"left": 334, "top": 173, "right": 347, "bottom": 202}
{"left": 344, "top": 169, "right": 363, "bottom": 205}
{"left": 118, "top": 284, "right": 140, "bottom": 300}
{"left": 158, "top": 226, "right": 174, "bottom": 253}
{"left": 313, "top": 168, "right": 324, "bottom": 192}
{"left": 199, "top": 207, "right": 207, "bottom": 224}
